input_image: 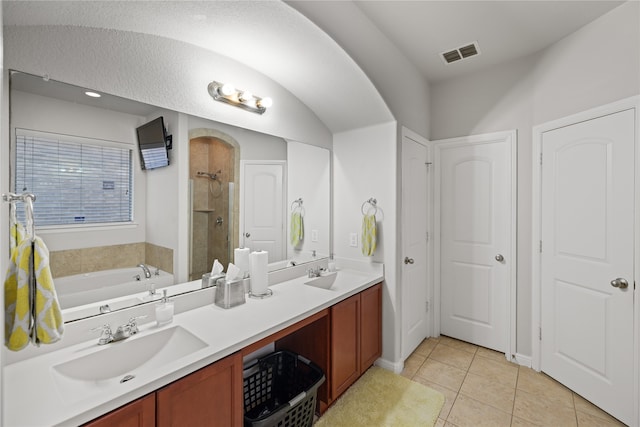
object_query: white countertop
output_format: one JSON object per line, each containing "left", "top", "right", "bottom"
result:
{"left": 3, "top": 265, "right": 383, "bottom": 427}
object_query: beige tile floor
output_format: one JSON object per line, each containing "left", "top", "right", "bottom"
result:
{"left": 402, "top": 336, "right": 627, "bottom": 427}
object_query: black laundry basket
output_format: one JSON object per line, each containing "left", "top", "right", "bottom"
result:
{"left": 243, "top": 350, "right": 325, "bottom": 427}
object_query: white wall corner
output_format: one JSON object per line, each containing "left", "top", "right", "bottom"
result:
{"left": 514, "top": 353, "right": 533, "bottom": 369}
{"left": 374, "top": 357, "right": 404, "bottom": 374}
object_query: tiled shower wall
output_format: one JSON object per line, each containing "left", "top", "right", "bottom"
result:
{"left": 49, "top": 242, "right": 173, "bottom": 278}
{"left": 190, "top": 136, "right": 233, "bottom": 279}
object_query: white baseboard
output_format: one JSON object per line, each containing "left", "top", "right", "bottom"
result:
{"left": 514, "top": 353, "right": 532, "bottom": 368}
{"left": 374, "top": 357, "right": 404, "bottom": 374}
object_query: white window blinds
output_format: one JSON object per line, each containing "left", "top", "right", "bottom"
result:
{"left": 14, "top": 129, "right": 133, "bottom": 226}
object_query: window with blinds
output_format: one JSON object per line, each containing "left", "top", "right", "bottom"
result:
{"left": 14, "top": 129, "right": 133, "bottom": 226}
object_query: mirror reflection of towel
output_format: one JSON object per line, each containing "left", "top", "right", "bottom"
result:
{"left": 362, "top": 214, "right": 377, "bottom": 257}
{"left": 290, "top": 212, "right": 304, "bottom": 247}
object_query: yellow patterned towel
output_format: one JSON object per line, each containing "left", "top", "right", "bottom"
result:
{"left": 290, "top": 212, "right": 304, "bottom": 247}
{"left": 5, "top": 237, "right": 64, "bottom": 350}
{"left": 10, "top": 222, "right": 25, "bottom": 253}
{"left": 361, "top": 214, "right": 377, "bottom": 257}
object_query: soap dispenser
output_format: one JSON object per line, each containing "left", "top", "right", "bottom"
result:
{"left": 328, "top": 254, "right": 336, "bottom": 272}
{"left": 155, "top": 289, "right": 174, "bottom": 326}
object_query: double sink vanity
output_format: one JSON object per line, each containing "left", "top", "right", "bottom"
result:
{"left": 3, "top": 260, "right": 383, "bottom": 426}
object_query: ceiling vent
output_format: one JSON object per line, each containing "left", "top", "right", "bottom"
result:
{"left": 441, "top": 41, "right": 480, "bottom": 64}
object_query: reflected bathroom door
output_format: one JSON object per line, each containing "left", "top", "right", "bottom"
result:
{"left": 241, "top": 161, "right": 286, "bottom": 263}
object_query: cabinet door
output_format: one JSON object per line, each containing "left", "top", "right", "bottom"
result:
{"left": 330, "top": 293, "right": 360, "bottom": 400}
{"left": 360, "top": 283, "right": 382, "bottom": 371}
{"left": 83, "top": 394, "right": 155, "bottom": 427}
{"left": 157, "top": 352, "right": 243, "bottom": 427}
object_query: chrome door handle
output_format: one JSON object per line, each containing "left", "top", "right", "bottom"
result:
{"left": 245, "top": 232, "right": 251, "bottom": 238}
{"left": 495, "top": 254, "right": 504, "bottom": 262}
{"left": 610, "top": 278, "right": 629, "bottom": 289}
{"left": 404, "top": 257, "right": 414, "bottom": 265}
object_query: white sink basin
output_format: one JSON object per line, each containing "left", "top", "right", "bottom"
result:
{"left": 52, "top": 325, "right": 207, "bottom": 402}
{"left": 304, "top": 272, "right": 338, "bottom": 290}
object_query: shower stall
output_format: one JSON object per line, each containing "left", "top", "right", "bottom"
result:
{"left": 189, "top": 136, "right": 236, "bottom": 281}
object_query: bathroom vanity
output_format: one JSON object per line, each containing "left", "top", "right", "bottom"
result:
{"left": 3, "top": 263, "right": 383, "bottom": 426}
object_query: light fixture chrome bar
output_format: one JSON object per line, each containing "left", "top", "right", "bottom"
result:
{"left": 207, "top": 81, "right": 272, "bottom": 115}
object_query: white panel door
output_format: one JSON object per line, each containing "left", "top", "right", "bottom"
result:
{"left": 242, "top": 163, "right": 285, "bottom": 263}
{"left": 541, "top": 109, "right": 634, "bottom": 425}
{"left": 439, "top": 134, "right": 513, "bottom": 352}
{"left": 401, "top": 135, "right": 429, "bottom": 359}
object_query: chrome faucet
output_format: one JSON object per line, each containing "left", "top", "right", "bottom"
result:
{"left": 92, "top": 324, "right": 115, "bottom": 345}
{"left": 91, "top": 316, "right": 146, "bottom": 345}
{"left": 137, "top": 263, "right": 151, "bottom": 279}
{"left": 307, "top": 266, "right": 321, "bottom": 278}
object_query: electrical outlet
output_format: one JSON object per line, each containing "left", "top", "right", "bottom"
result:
{"left": 311, "top": 229, "right": 319, "bottom": 242}
{"left": 349, "top": 232, "right": 358, "bottom": 247}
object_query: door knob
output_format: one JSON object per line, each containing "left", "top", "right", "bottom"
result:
{"left": 245, "top": 232, "right": 251, "bottom": 238}
{"left": 404, "top": 257, "right": 414, "bottom": 265}
{"left": 610, "top": 278, "right": 629, "bottom": 289}
{"left": 495, "top": 254, "right": 504, "bottom": 262}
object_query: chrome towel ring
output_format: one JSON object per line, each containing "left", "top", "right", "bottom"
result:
{"left": 291, "top": 198, "right": 303, "bottom": 211}
{"left": 361, "top": 198, "right": 378, "bottom": 216}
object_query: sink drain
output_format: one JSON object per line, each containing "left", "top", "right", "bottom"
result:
{"left": 120, "top": 374, "right": 135, "bottom": 383}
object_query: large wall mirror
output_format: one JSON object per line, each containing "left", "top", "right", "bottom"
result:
{"left": 8, "top": 71, "right": 331, "bottom": 323}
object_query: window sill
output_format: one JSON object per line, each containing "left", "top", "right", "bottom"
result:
{"left": 37, "top": 222, "right": 139, "bottom": 235}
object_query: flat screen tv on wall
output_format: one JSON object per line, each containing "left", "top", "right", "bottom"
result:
{"left": 136, "top": 116, "right": 170, "bottom": 170}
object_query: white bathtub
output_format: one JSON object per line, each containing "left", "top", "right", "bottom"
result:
{"left": 55, "top": 266, "right": 174, "bottom": 317}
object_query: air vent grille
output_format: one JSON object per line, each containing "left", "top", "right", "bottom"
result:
{"left": 459, "top": 43, "right": 478, "bottom": 58}
{"left": 442, "top": 50, "right": 462, "bottom": 63}
{"left": 441, "top": 41, "right": 480, "bottom": 64}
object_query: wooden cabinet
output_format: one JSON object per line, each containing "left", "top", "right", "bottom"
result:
{"left": 157, "top": 352, "right": 243, "bottom": 427}
{"left": 360, "top": 283, "right": 382, "bottom": 371}
{"left": 83, "top": 394, "right": 155, "bottom": 427}
{"left": 85, "top": 352, "right": 242, "bottom": 427}
{"left": 277, "top": 282, "right": 383, "bottom": 410}
{"left": 330, "top": 283, "right": 382, "bottom": 402}
{"left": 330, "top": 293, "right": 361, "bottom": 399}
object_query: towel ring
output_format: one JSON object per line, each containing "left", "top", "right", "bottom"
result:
{"left": 2, "top": 192, "right": 36, "bottom": 203}
{"left": 361, "top": 198, "right": 378, "bottom": 216}
{"left": 291, "top": 198, "right": 303, "bottom": 211}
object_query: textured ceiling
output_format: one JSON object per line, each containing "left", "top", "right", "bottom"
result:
{"left": 3, "top": 0, "right": 626, "bottom": 130}
{"left": 3, "top": 1, "right": 392, "bottom": 133}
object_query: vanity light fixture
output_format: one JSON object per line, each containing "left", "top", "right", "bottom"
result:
{"left": 208, "top": 81, "right": 272, "bottom": 115}
{"left": 84, "top": 91, "right": 101, "bottom": 98}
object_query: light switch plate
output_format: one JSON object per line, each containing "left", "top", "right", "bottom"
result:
{"left": 311, "top": 229, "right": 319, "bottom": 242}
{"left": 349, "top": 232, "right": 358, "bottom": 247}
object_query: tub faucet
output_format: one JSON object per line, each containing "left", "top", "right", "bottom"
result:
{"left": 137, "top": 263, "right": 151, "bottom": 279}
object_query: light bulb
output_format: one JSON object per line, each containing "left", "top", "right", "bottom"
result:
{"left": 239, "top": 91, "right": 253, "bottom": 102}
{"left": 84, "top": 91, "right": 101, "bottom": 98}
{"left": 257, "top": 97, "right": 273, "bottom": 109}
{"left": 219, "top": 83, "right": 235, "bottom": 97}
